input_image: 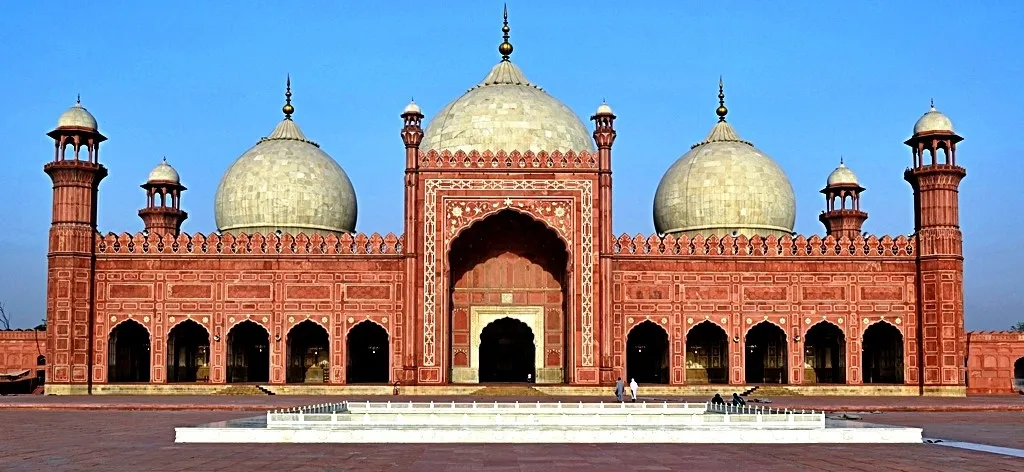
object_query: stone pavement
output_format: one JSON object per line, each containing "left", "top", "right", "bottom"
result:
{"left": 1, "top": 410, "right": 1023, "bottom": 471}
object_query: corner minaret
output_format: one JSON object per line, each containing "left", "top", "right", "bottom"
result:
{"left": 400, "top": 98, "right": 424, "bottom": 383}
{"left": 139, "top": 157, "right": 188, "bottom": 236}
{"left": 818, "top": 158, "right": 867, "bottom": 239}
{"left": 43, "top": 96, "right": 108, "bottom": 394}
{"left": 592, "top": 101, "right": 617, "bottom": 382}
{"left": 903, "top": 99, "right": 967, "bottom": 395}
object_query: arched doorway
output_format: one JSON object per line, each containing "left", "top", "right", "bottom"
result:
{"left": 448, "top": 209, "right": 568, "bottom": 384}
{"left": 862, "top": 322, "right": 904, "bottom": 384}
{"left": 347, "top": 321, "right": 389, "bottom": 384}
{"left": 166, "top": 320, "right": 210, "bottom": 383}
{"left": 107, "top": 320, "right": 150, "bottom": 383}
{"left": 478, "top": 317, "right": 535, "bottom": 382}
{"left": 745, "top": 322, "right": 787, "bottom": 384}
{"left": 287, "top": 320, "right": 330, "bottom": 384}
{"left": 226, "top": 320, "right": 269, "bottom": 383}
{"left": 1014, "top": 358, "right": 1024, "bottom": 391}
{"left": 803, "top": 322, "right": 846, "bottom": 384}
{"left": 627, "top": 320, "right": 669, "bottom": 384}
{"left": 686, "top": 321, "right": 728, "bottom": 384}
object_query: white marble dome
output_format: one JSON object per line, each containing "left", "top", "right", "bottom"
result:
{"left": 147, "top": 158, "right": 180, "bottom": 183}
{"left": 214, "top": 117, "right": 358, "bottom": 235}
{"left": 913, "top": 102, "right": 955, "bottom": 135}
{"left": 826, "top": 161, "right": 859, "bottom": 186}
{"left": 654, "top": 115, "right": 796, "bottom": 238}
{"left": 422, "top": 60, "right": 595, "bottom": 154}
{"left": 56, "top": 99, "right": 98, "bottom": 130}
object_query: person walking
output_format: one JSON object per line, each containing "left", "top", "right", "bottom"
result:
{"left": 614, "top": 377, "right": 625, "bottom": 402}
{"left": 629, "top": 378, "right": 639, "bottom": 402}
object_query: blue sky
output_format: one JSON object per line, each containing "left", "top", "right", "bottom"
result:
{"left": 0, "top": 2, "right": 1021, "bottom": 330}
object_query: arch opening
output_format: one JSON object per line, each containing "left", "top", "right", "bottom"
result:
{"left": 346, "top": 321, "right": 389, "bottom": 384}
{"left": 287, "top": 320, "right": 330, "bottom": 384}
{"left": 686, "top": 321, "right": 728, "bottom": 384}
{"left": 107, "top": 320, "right": 150, "bottom": 383}
{"left": 862, "top": 322, "right": 904, "bottom": 384}
{"left": 448, "top": 209, "right": 568, "bottom": 384}
{"left": 803, "top": 322, "right": 846, "bottom": 384}
{"left": 1012, "top": 357, "right": 1024, "bottom": 391}
{"left": 745, "top": 322, "right": 787, "bottom": 384}
{"left": 226, "top": 320, "right": 269, "bottom": 383}
{"left": 627, "top": 320, "right": 669, "bottom": 384}
{"left": 166, "top": 320, "right": 210, "bottom": 383}
{"left": 479, "top": 317, "right": 536, "bottom": 383}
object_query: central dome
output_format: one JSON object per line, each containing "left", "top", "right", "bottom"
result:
{"left": 421, "top": 17, "right": 594, "bottom": 155}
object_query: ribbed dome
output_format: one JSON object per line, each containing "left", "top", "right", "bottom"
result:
{"left": 214, "top": 116, "right": 358, "bottom": 235}
{"left": 826, "top": 161, "right": 859, "bottom": 186}
{"left": 654, "top": 108, "right": 796, "bottom": 238}
{"left": 56, "top": 98, "right": 98, "bottom": 130}
{"left": 422, "top": 60, "right": 595, "bottom": 154}
{"left": 913, "top": 102, "right": 955, "bottom": 135}
{"left": 147, "top": 158, "right": 180, "bottom": 183}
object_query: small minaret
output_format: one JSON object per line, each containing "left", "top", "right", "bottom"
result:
{"left": 818, "top": 158, "right": 867, "bottom": 239}
{"left": 904, "top": 99, "right": 967, "bottom": 394}
{"left": 44, "top": 96, "right": 108, "bottom": 393}
{"left": 138, "top": 157, "right": 188, "bottom": 236}
{"left": 592, "top": 100, "right": 617, "bottom": 380}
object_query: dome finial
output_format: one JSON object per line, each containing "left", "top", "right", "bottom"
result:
{"left": 162, "top": 156, "right": 167, "bottom": 164}
{"left": 840, "top": 155, "right": 844, "bottom": 165}
{"left": 929, "top": 97, "right": 935, "bottom": 110}
{"left": 282, "top": 74, "right": 295, "bottom": 120}
{"left": 716, "top": 76, "right": 728, "bottom": 122}
{"left": 498, "top": 4, "right": 514, "bottom": 61}
{"left": 76, "top": 94, "right": 81, "bottom": 106}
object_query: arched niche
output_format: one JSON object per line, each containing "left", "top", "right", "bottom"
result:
{"left": 803, "top": 322, "right": 846, "bottom": 384}
{"left": 685, "top": 321, "right": 729, "bottom": 384}
{"left": 286, "top": 320, "right": 330, "bottom": 384}
{"left": 346, "top": 321, "right": 389, "bottom": 384}
{"left": 626, "top": 320, "right": 669, "bottom": 384}
{"left": 862, "top": 321, "right": 904, "bottom": 384}
{"left": 107, "top": 320, "right": 151, "bottom": 383}
{"left": 745, "top": 321, "right": 787, "bottom": 384}
{"left": 166, "top": 319, "right": 210, "bottom": 383}
{"left": 226, "top": 320, "right": 270, "bottom": 383}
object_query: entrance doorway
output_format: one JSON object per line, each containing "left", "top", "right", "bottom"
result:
{"left": 626, "top": 320, "right": 669, "bottom": 384}
{"left": 803, "top": 322, "right": 846, "bottom": 384}
{"left": 862, "top": 322, "right": 904, "bottom": 384}
{"left": 287, "top": 320, "right": 330, "bottom": 384}
{"left": 745, "top": 322, "right": 787, "bottom": 384}
{"left": 686, "top": 321, "right": 729, "bottom": 384}
{"left": 478, "top": 317, "right": 535, "bottom": 383}
{"left": 226, "top": 320, "right": 270, "bottom": 383}
{"left": 166, "top": 320, "right": 210, "bottom": 383}
{"left": 108, "top": 320, "right": 150, "bottom": 383}
{"left": 346, "top": 321, "right": 389, "bottom": 384}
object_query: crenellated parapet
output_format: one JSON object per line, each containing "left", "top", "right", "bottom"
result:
{"left": 611, "top": 233, "right": 916, "bottom": 258}
{"left": 95, "top": 231, "right": 405, "bottom": 256}
{"left": 967, "top": 330, "right": 1024, "bottom": 342}
{"left": 418, "top": 149, "right": 598, "bottom": 170}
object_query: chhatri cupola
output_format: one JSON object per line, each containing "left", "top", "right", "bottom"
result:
{"left": 420, "top": 7, "right": 596, "bottom": 155}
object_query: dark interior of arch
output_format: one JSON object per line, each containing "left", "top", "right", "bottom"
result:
{"left": 227, "top": 320, "right": 269, "bottom": 383}
{"left": 1015, "top": 358, "right": 1024, "bottom": 380}
{"left": 287, "top": 320, "right": 330, "bottom": 384}
{"left": 166, "top": 320, "right": 210, "bottom": 383}
{"left": 108, "top": 320, "right": 151, "bottom": 383}
{"left": 745, "top": 322, "right": 787, "bottom": 384}
{"left": 627, "top": 320, "right": 669, "bottom": 384}
{"left": 448, "top": 209, "right": 568, "bottom": 284}
{"left": 347, "top": 321, "right": 389, "bottom": 384}
{"left": 686, "top": 321, "right": 728, "bottom": 384}
{"left": 862, "top": 323, "right": 904, "bottom": 384}
{"left": 479, "top": 317, "right": 535, "bottom": 383}
{"left": 804, "top": 322, "right": 846, "bottom": 384}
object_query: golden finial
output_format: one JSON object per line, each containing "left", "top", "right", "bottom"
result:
{"left": 498, "top": 4, "right": 513, "bottom": 61}
{"left": 716, "top": 76, "right": 728, "bottom": 122}
{"left": 282, "top": 74, "right": 294, "bottom": 120}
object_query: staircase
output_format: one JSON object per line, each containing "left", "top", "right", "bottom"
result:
{"left": 215, "top": 384, "right": 274, "bottom": 395}
{"left": 743, "top": 385, "right": 799, "bottom": 397}
{"left": 473, "top": 385, "right": 547, "bottom": 397}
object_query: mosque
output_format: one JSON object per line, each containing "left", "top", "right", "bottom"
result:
{"left": 8, "top": 12, "right": 1024, "bottom": 396}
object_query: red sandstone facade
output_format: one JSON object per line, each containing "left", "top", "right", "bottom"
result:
{"left": 30, "top": 92, "right": 1024, "bottom": 396}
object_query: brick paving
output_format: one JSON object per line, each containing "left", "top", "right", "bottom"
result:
{"left": 866, "top": 411, "right": 1024, "bottom": 450}
{"left": 0, "top": 410, "right": 1022, "bottom": 471}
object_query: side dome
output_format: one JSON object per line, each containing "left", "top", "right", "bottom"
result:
{"left": 148, "top": 157, "right": 180, "bottom": 183}
{"left": 214, "top": 83, "right": 358, "bottom": 235}
{"left": 913, "top": 101, "right": 955, "bottom": 135}
{"left": 653, "top": 82, "right": 796, "bottom": 238}
{"left": 421, "top": 15, "right": 594, "bottom": 155}
{"left": 826, "top": 160, "right": 859, "bottom": 186}
{"left": 56, "top": 96, "right": 98, "bottom": 130}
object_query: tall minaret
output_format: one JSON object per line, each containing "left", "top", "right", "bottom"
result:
{"left": 43, "top": 96, "right": 108, "bottom": 395}
{"left": 903, "top": 100, "right": 967, "bottom": 395}
{"left": 591, "top": 101, "right": 616, "bottom": 383}
{"left": 138, "top": 157, "right": 188, "bottom": 236}
{"left": 818, "top": 158, "right": 867, "bottom": 240}
{"left": 400, "top": 98, "right": 424, "bottom": 383}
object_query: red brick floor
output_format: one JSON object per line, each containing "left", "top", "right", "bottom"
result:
{"left": 867, "top": 411, "right": 1024, "bottom": 449}
{"left": 0, "top": 410, "right": 1022, "bottom": 471}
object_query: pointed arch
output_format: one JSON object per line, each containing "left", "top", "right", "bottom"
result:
{"left": 745, "top": 320, "right": 787, "bottom": 384}
{"left": 347, "top": 320, "right": 390, "bottom": 384}
{"left": 287, "top": 319, "right": 330, "bottom": 384}
{"left": 803, "top": 321, "right": 846, "bottom": 384}
{"left": 685, "top": 318, "right": 725, "bottom": 335}
{"left": 447, "top": 205, "right": 572, "bottom": 250}
{"left": 346, "top": 318, "right": 388, "bottom": 337}
{"left": 862, "top": 321, "right": 904, "bottom": 384}
{"left": 1014, "top": 358, "right": 1024, "bottom": 391}
{"left": 226, "top": 319, "right": 270, "bottom": 383}
{"left": 744, "top": 319, "right": 787, "bottom": 339}
{"left": 626, "top": 320, "right": 670, "bottom": 384}
{"left": 166, "top": 319, "right": 210, "bottom": 383}
{"left": 862, "top": 319, "right": 903, "bottom": 339}
{"left": 686, "top": 320, "right": 728, "bottom": 384}
{"left": 107, "top": 319, "right": 150, "bottom": 383}
{"left": 108, "top": 317, "right": 152, "bottom": 338}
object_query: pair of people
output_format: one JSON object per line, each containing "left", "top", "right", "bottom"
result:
{"left": 614, "top": 377, "right": 639, "bottom": 402}
{"left": 711, "top": 392, "right": 746, "bottom": 406}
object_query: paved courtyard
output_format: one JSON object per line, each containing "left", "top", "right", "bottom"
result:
{"left": 0, "top": 396, "right": 1022, "bottom": 471}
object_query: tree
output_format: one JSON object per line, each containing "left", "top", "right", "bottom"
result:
{"left": 0, "top": 302, "right": 9, "bottom": 330}
{"left": 1012, "top": 321, "right": 1024, "bottom": 333}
